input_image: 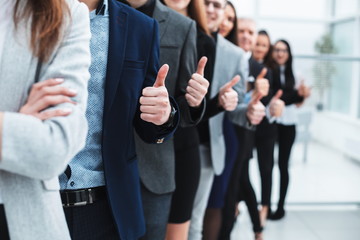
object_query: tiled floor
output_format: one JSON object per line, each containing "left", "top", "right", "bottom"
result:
{"left": 230, "top": 140, "right": 360, "bottom": 240}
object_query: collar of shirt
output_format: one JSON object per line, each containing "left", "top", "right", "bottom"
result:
{"left": 90, "top": 0, "right": 109, "bottom": 19}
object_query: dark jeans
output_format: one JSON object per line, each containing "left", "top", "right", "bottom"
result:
{"left": 0, "top": 204, "right": 10, "bottom": 240}
{"left": 63, "top": 198, "right": 120, "bottom": 240}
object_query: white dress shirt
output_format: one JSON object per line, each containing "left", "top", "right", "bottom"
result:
{"left": 0, "top": 0, "right": 15, "bottom": 204}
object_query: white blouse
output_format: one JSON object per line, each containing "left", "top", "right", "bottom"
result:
{"left": 276, "top": 65, "right": 298, "bottom": 125}
{"left": 0, "top": 0, "right": 15, "bottom": 204}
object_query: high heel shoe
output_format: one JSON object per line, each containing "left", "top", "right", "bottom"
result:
{"left": 268, "top": 208, "right": 285, "bottom": 220}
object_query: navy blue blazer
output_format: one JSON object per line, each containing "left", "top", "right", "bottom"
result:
{"left": 102, "top": 1, "right": 178, "bottom": 239}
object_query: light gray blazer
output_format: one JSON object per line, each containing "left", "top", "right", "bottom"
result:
{"left": 136, "top": 0, "right": 202, "bottom": 194}
{"left": 0, "top": 1, "right": 91, "bottom": 239}
{"left": 209, "top": 34, "right": 249, "bottom": 175}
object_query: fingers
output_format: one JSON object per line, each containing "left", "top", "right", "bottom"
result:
{"left": 250, "top": 91, "right": 263, "bottom": 104}
{"left": 185, "top": 93, "right": 200, "bottom": 107}
{"left": 142, "top": 86, "right": 168, "bottom": 98}
{"left": 196, "top": 56, "right": 208, "bottom": 76}
{"left": 38, "top": 108, "right": 73, "bottom": 121}
{"left": 153, "top": 64, "right": 169, "bottom": 87}
{"left": 256, "top": 68, "right": 267, "bottom": 79}
{"left": 32, "top": 78, "right": 64, "bottom": 90}
{"left": 221, "top": 75, "right": 240, "bottom": 92}
{"left": 23, "top": 95, "right": 76, "bottom": 115}
{"left": 272, "top": 89, "right": 283, "bottom": 100}
{"left": 219, "top": 91, "right": 238, "bottom": 111}
{"left": 247, "top": 101, "right": 266, "bottom": 125}
{"left": 28, "top": 78, "right": 66, "bottom": 103}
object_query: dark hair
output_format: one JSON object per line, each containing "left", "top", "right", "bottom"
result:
{"left": 274, "top": 39, "right": 295, "bottom": 89}
{"left": 14, "top": 0, "right": 70, "bottom": 62}
{"left": 224, "top": 1, "right": 238, "bottom": 45}
{"left": 187, "top": 0, "right": 211, "bottom": 35}
{"left": 257, "top": 30, "right": 275, "bottom": 69}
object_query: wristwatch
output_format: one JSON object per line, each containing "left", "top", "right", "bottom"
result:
{"left": 161, "top": 104, "right": 177, "bottom": 129}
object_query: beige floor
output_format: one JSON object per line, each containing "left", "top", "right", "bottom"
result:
{"left": 230, "top": 140, "right": 360, "bottom": 240}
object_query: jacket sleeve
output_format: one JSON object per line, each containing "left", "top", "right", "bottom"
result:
{"left": 227, "top": 52, "right": 254, "bottom": 129}
{"left": 175, "top": 21, "right": 205, "bottom": 128}
{"left": 133, "top": 19, "right": 179, "bottom": 143}
{"left": 0, "top": 2, "right": 91, "bottom": 180}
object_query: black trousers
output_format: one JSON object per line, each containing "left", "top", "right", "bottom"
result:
{"left": 63, "top": 198, "right": 120, "bottom": 240}
{"left": 256, "top": 129, "right": 277, "bottom": 206}
{"left": 0, "top": 205, "right": 10, "bottom": 240}
{"left": 276, "top": 124, "right": 296, "bottom": 209}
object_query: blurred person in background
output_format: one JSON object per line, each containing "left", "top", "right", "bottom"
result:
{"left": 217, "top": 18, "right": 284, "bottom": 240}
{"left": 160, "top": 0, "right": 215, "bottom": 239}
{"left": 269, "top": 39, "right": 311, "bottom": 220}
{"left": 203, "top": 4, "right": 267, "bottom": 240}
{"left": 0, "top": 0, "right": 91, "bottom": 239}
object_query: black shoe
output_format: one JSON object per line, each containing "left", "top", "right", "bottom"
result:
{"left": 268, "top": 208, "right": 285, "bottom": 220}
{"left": 266, "top": 207, "right": 273, "bottom": 219}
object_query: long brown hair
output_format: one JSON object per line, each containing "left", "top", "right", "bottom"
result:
{"left": 188, "top": 0, "right": 210, "bottom": 35}
{"left": 13, "top": 0, "right": 70, "bottom": 62}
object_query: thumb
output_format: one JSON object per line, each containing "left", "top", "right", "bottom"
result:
{"left": 256, "top": 67, "right": 267, "bottom": 80}
{"left": 222, "top": 75, "right": 240, "bottom": 91}
{"left": 153, "top": 64, "right": 169, "bottom": 87}
{"left": 196, "top": 56, "right": 208, "bottom": 76}
{"left": 272, "top": 89, "right": 283, "bottom": 100}
{"left": 250, "top": 91, "right": 262, "bottom": 104}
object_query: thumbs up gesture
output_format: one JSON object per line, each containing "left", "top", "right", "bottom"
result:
{"left": 185, "top": 57, "right": 210, "bottom": 107}
{"left": 254, "top": 68, "right": 269, "bottom": 97}
{"left": 140, "top": 64, "right": 172, "bottom": 125}
{"left": 269, "top": 90, "right": 285, "bottom": 117}
{"left": 298, "top": 80, "right": 311, "bottom": 98}
{"left": 218, "top": 75, "right": 240, "bottom": 111}
{"left": 246, "top": 91, "right": 266, "bottom": 125}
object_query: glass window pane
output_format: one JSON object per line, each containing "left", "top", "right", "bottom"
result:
{"left": 233, "top": 0, "right": 255, "bottom": 17}
{"left": 327, "top": 61, "right": 352, "bottom": 114}
{"left": 258, "top": 0, "right": 328, "bottom": 19}
{"left": 333, "top": 21, "right": 355, "bottom": 55}
{"left": 335, "top": 0, "right": 359, "bottom": 17}
{"left": 258, "top": 21, "right": 327, "bottom": 55}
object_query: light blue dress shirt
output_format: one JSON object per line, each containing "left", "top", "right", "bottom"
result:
{"left": 60, "top": 0, "right": 109, "bottom": 190}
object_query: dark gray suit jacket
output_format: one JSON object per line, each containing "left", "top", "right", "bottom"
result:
{"left": 135, "top": 0, "right": 205, "bottom": 194}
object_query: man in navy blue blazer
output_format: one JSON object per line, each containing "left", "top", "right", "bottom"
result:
{"left": 59, "top": 0, "right": 179, "bottom": 239}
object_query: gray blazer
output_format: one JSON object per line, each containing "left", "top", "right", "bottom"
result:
{"left": 209, "top": 34, "right": 249, "bottom": 175}
{"left": 0, "top": 1, "right": 91, "bottom": 239}
{"left": 135, "top": 0, "right": 203, "bottom": 194}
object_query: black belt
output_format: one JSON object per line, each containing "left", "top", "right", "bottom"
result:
{"left": 61, "top": 186, "right": 107, "bottom": 207}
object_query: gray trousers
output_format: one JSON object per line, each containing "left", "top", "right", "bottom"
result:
{"left": 188, "top": 144, "right": 215, "bottom": 240}
{"left": 140, "top": 184, "right": 172, "bottom": 240}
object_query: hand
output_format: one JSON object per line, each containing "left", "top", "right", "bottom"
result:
{"left": 254, "top": 68, "right": 269, "bottom": 97}
{"left": 298, "top": 80, "right": 311, "bottom": 98}
{"left": 269, "top": 90, "right": 285, "bottom": 117}
{"left": 140, "top": 64, "right": 172, "bottom": 125}
{"left": 218, "top": 75, "right": 240, "bottom": 111}
{"left": 19, "top": 78, "right": 77, "bottom": 120}
{"left": 185, "top": 57, "right": 209, "bottom": 107}
{"left": 246, "top": 91, "right": 266, "bottom": 125}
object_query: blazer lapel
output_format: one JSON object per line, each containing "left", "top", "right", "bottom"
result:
{"left": 153, "top": 0, "right": 170, "bottom": 41}
{"left": 105, "top": 0, "right": 129, "bottom": 113}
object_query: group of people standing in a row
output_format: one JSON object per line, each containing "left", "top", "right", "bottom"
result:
{"left": 0, "top": 0, "right": 310, "bottom": 240}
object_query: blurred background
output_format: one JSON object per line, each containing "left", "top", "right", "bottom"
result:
{"left": 230, "top": 0, "right": 360, "bottom": 239}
